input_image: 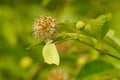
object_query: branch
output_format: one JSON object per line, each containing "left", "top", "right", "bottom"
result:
{"left": 78, "top": 38, "right": 120, "bottom": 61}
{"left": 55, "top": 33, "right": 120, "bottom": 61}
{"left": 97, "top": 49, "right": 120, "bottom": 60}
{"left": 76, "top": 37, "right": 120, "bottom": 60}
{"left": 54, "top": 38, "right": 72, "bottom": 44}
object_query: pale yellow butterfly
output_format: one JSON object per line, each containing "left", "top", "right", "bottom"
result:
{"left": 42, "top": 43, "right": 59, "bottom": 66}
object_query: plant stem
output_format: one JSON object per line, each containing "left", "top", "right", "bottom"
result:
{"left": 78, "top": 38, "right": 120, "bottom": 60}
{"left": 56, "top": 33, "right": 120, "bottom": 61}
{"left": 79, "top": 39, "right": 120, "bottom": 60}
{"left": 99, "top": 49, "right": 120, "bottom": 60}
{"left": 54, "top": 38, "right": 72, "bottom": 44}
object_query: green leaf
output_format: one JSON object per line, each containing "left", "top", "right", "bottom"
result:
{"left": 104, "top": 37, "right": 120, "bottom": 53}
{"left": 76, "top": 60, "right": 114, "bottom": 80}
{"left": 26, "top": 40, "right": 45, "bottom": 50}
{"left": 84, "top": 20, "right": 102, "bottom": 39}
{"left": 104, "top": 29, "right": 120, "bottom": 53}
{"left": 53, "top": 33, "right": 68, "bottom": 42}
{"left": 42, "top": 43, "right": 59, "bottom": 66}
{"left": 84, "top": 13, "right": 112, "bottom": 40}
{"left": 77, "top": 34, "right": 95, "bottom": 48}
{"left": 65, "top": 33, "right": 95, "bottom": 48}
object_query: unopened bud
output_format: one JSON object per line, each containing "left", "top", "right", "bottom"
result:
{"left": 76, "top": 21, "right": 85, "bottom": 30}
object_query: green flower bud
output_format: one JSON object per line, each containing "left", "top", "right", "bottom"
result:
{"left": 76, "top": 21, "right": 85, "bottom": 30}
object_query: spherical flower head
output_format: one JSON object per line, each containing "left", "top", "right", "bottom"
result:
{"left": 33, "top": 16, "right": 56, "bottom": 40}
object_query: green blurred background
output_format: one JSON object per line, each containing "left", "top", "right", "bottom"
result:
{"left": 0, "top": 0, "right": 120, "bottom": 80}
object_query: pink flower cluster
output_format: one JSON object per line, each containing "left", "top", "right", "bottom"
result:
{"left": 33, "top": 16, "right": 56, "bottom": 40}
